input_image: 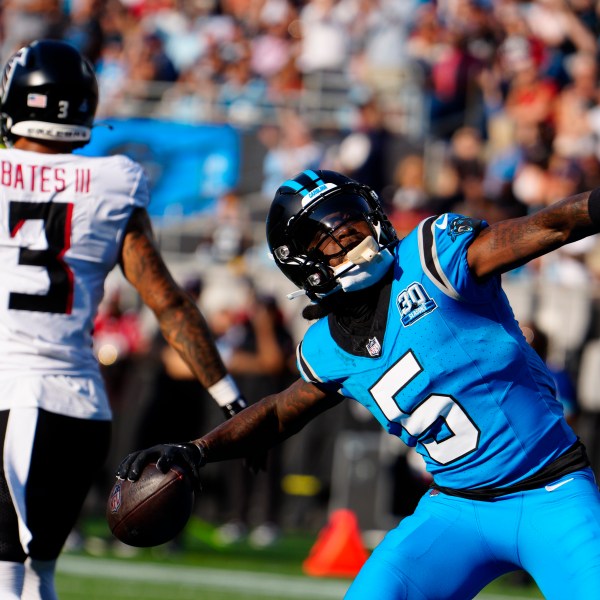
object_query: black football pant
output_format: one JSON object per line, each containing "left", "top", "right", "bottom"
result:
{"left": 0, "top": 409, "right": 110, "bottom": 562}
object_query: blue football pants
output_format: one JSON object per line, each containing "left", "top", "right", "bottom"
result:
{"left": 345, "top": 468, "right": 600, "bottom": 599}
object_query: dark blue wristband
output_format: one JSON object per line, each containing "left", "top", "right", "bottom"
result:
{"left": 589, "top": 188, "right": 600, "bottom": 227}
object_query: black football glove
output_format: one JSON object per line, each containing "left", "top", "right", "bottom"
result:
{"left": 221, "top": 396, "right": 247, "bottom": 419}
{"left": 116, "top": 442, "right": 206, "bottom": 489}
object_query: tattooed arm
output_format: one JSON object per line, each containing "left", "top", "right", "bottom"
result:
{"left": 196, "top": 379, "right": 343, "bottom": 463}
{"left": 116, "top": 377, "right": 342, "bottom": 480}
{"left": 468, "top": 190, "right": 599, "bottom": 279}
{"left": 119, "top": 207, "right": 228, "bottom": 389}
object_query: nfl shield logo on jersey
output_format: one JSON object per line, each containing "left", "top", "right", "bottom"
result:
{"left": 366, "top": 337, "right": 382, "bottom": 357}
{"left": 109, "top": 482, "right": 122, "bottom": 513}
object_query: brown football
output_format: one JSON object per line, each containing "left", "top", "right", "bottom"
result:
{"left": 106, "top": 462, "right": 195, "bottom": 547}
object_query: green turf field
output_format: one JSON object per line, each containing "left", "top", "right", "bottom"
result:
{"left": 55, "top": 517, "right": 544, "bottom": 600}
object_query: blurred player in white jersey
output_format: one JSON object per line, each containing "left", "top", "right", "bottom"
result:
{"left": 0, "top": 39, "right": 246, "bottom": 599}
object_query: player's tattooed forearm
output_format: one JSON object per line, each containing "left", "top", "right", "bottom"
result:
{"left": 480, "top": 190, "right": 593, "bottom": 258}
{"left": 122, "top": 214, "right": 227, "bottom": 387}
{"left": 201, "top": 398, "right": 279, "bottom": 460}
{"left": 201, "top": 381, "right": 333, "bottom": 461}
{"left": 158, "top": 301, "right": 227, "bottom": 386}
{"left": 122, "top": 230, "right": 173, "bottom": 296}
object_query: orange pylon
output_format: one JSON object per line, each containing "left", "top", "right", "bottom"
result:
{"left": 303, "top": 509, "right": 369, "bottom": 578}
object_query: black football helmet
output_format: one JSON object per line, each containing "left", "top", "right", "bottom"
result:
{"left": 266, "top": 169, "right": 397, "bottom": 300}
{"left": 0, "top": 39, "right": 98, "bottom": 147}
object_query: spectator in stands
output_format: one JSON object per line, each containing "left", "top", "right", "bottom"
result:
{"left": 296, "top": 0, "right": 349, "bottom": 77}
{"left": 210, "top": 189, "right": 254, "bottom": 265}
{"left": 524, "top": 0, "right": 597, "bottom": 84}
{"left": 389, "top": 153, "right": 430, "bottom": 216}
{"left": 261, "top": 110, "right": 323, "bottom": 198}
{"left": 427, "top": 26, "right": 484, "bottom": 139}
{"left": 61, "top": 0, "right": 104, "bottom": 64}
{"left": 333, "top": 91, "right": 391, "bottom": 198}
{"left": 128, "top": 31, "right": 178, "bottom": 84}
{"left": 347, "top": 0, "right": 413, "bottom": 95}
{"left": 216, "top": 57, "right": 271, "bottom": 126}
{"left": 521, "top": 322, "right": 579, "bottom": 428}
{"left": 154, "top": 64, "right": 216, "bottom": 122}
{"left": 216, "top": 289, "right": 296, "bottom": 548}
{"left": 95, "top": 33, "right": 129, "bottom": 116}
{"left": 132, "top": 277, "right": 213, "bottom": 452}
{"left": 552, "top": 51, "right": 598, "bottom": 159}
{"left": 250, "top": 1, "right": 297, "bottom": 83}
{"left": 501, "top": 35, "right": 559, "bottom": 134}
{"left": 1, "top": 0, "right": 63, "bottom": 65}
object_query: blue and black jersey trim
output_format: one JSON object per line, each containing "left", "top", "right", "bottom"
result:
{"left": 297, "top": 341, "right": 322, "bottom": 383}
{"left": 418, "top": 215, "right": 462, "bottom": 300}
{"left": 297, "top": 341, "right": 343, "bottom": 395}
{"left": 431, "top": 441, "right": 589, "bottom": 500}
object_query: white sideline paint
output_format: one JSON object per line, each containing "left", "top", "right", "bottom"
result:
{"left": 58, "top": 556, "right": 350, "bottom": 599}
{"left": 57, "top": 555, "right": 535, "bottom": 600}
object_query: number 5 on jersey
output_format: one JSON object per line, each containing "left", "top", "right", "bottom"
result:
{"left": 370, "top": 350, "right": 480, "bottom": 464}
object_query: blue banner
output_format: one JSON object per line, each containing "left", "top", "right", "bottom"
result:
{"left": 78, "top": 118, "right": 240, "bottom": 221}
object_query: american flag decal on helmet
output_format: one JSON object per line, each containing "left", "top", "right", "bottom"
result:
{"left": 27, "top": 93, "right": 47, "bottom": 108}
{"left": 109, "top": 482, "right": 122, "bottom": 513}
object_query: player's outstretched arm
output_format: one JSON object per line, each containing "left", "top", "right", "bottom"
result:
{"left": 468, "top": 189, "right": 600, "bottom": 279}
{"left": 197, "top": 378, "right": 341, "bottom": 462}
{"left": 119, "top": 207, "right": 245, "bottom": 417}
{"left": 117, "top": 378, "right": 341, "bottom": 482}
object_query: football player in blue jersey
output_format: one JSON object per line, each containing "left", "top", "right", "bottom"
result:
{"left": 118, "top": 169, "right": 600, "bottom": 599}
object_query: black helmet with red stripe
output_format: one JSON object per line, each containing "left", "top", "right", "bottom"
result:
{"left": 267, "top": 169, "right": 397, "bottom": 300}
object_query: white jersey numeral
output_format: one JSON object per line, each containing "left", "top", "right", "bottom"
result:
{"left": 369, "top": 351, "right": 480, "bottom": 464}
{"left": 57, "top": 100, "right": 69, "bottom": 119}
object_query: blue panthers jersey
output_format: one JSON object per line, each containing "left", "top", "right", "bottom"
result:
{"left": 297, "top": 214, "right": 576, "bottom": 490}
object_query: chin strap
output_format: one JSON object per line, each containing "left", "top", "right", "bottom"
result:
{"left": 287, "top": 236, "right": 393, "bottom": 300}
{"left": 286, "top": 289, "right": 308, "bottom": 300}
{"left": 333, "top": 236, "right": 393, "bottom": 293}
{"left": 346, "top": 235, "right": 380, "bottom": 264}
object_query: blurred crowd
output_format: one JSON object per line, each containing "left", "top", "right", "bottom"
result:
{"left": 6, "top": 1, "right": 600, "bottom": 242}
{"left": 5, "top": 0, "right": 600, "bottom": 552}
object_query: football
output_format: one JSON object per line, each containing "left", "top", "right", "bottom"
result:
{"left": 106, "top": 462, "right": 195, "bottom": 547}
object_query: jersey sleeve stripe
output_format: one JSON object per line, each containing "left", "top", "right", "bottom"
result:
{"left": 418, "top": 216, "right": 462, "bottom": 301}
{"left": 296, "top": 341, "right": 323, "bottom": 384}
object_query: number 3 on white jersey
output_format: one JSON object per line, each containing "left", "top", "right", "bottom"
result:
{"left": 370, "top": 351, "right": 480, "bottom": 464}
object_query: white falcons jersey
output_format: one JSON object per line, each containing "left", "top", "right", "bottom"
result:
{"left": 0, "top": 148, "right": 149, "bottom": 382}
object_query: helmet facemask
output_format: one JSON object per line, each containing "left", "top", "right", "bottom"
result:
{"left": 273, "top": 191, "right": 395, "bottom": 299}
